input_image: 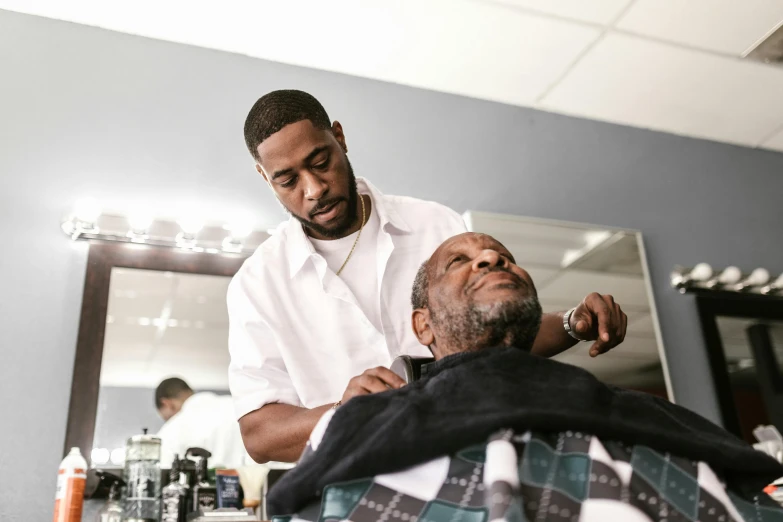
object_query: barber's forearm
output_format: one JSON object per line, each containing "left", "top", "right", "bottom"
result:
{"left": 529, "top": 311, "right": 578, "bottom": 358}
{"left": 239, "top": 403, "right": 332, "bottom": 463}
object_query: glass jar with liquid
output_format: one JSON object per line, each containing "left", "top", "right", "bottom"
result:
{"left": 123, "top": 429, "right": 162, "bottom": 522}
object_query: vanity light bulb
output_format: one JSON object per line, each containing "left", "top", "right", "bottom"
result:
{"left": 91, "top": 447, "right": 110, "bottom": 465}
{"left": 228, "top": 222, "right": 254, "bottom": 240}
{"left": 718, "top": 266, "right": 742, "bottom": 285}
{"left": 746, "top": 268, "right": 770, "bottom": 286}
{"left": 178, "top": 217, "right": 204, "bottom": 235}
{"left": 128, "top": 213, "right": 153, "bottom": 232}
{"left": 110, "top": 447, "right": 125, "bottom": 465}
{"left": 690, "top": 263, "right": 713, "bottom": 282}
{"left": 74, "top": 198, "right": 101, "bottom": 224}
{"left": 760, "top": 273, "right": 783, "bottom": 295}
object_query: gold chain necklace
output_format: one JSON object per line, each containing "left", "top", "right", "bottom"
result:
{"left": 335, "top": 194, "right": 366, "bottom": 276}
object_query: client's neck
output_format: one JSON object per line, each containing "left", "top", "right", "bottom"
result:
{"left": 432, "top": 327, "right": 533, "bottom": 360}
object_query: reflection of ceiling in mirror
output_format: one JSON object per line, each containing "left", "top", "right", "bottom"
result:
{"left": 101, "top": 268, "right": 231, "bottom": 390}
{"left": 464, "top": 211, "right": 663, "bottom": 389}
{"left": 716, "top": 318, "right": 783, "bottom": 378}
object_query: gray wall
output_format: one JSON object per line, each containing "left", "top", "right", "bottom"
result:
{"left": 2, "top": 9, "right": 783, "bottom": 520}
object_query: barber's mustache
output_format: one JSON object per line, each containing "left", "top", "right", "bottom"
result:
{"left": 467, "top": 267, "right": 527, "bottom": 292}
{"left": 309, "top": 197, "right": 345, "bottom": 219}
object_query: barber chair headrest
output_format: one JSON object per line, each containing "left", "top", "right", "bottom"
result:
{"left": 390, "top": 355, "right": 436, "bottom": 383}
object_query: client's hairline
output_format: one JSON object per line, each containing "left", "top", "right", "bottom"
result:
{"left": 411, "top": 260, "right": 430, "bottom": 311}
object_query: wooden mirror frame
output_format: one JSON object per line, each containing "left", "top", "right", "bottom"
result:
{"left": 63, "top": 242, "right": 248, "bottom": 459}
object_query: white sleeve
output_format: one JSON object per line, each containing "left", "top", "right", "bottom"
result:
{"left": 157, "top": 421, "right": 184, "bottom": 468}
{"left": 227, "top": 274, "right": 301, "bottom": 420}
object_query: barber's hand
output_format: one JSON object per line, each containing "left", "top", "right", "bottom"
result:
{"left": 570, "top": 293, "right": 628, "bottom": 357}
{"left": 341, "top": 367, "right": 406, "bottom": 403}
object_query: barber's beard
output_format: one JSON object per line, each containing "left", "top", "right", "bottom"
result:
{"left": 285, "top": 159, "right": 359, "bottom": 239}
{"left": 431, "top": 293, "right": 543, "bottom": 356}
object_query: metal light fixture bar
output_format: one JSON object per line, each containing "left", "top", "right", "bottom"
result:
{"left": 60, "top": 213, "right": 267, "bottom": 255}
{"left": 671, "top": 263, "right": 783, "bottom": 298}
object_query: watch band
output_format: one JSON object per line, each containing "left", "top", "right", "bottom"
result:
{"left": 563, "top": 307, "right": 583, "bottom": 341}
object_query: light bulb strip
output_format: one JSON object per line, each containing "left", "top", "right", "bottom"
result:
{"left": 60, "top": 212, "right": 267, "bottom": 256}
{"left": 671, "top": 264, "right": 783, "bottom": 299}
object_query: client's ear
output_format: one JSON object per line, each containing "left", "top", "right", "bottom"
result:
{"left": 412, "top": 309, "right": 435, "bottom": 347}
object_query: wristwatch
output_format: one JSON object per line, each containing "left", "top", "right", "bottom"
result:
{"left": 563, "top": 308, "right": 584, "bottom": 341}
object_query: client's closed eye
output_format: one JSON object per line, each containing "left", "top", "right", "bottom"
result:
{"left": 446, "top": 255, "right": 465, "bottom": 269}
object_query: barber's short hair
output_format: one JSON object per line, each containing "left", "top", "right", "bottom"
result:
{"left": 155, "top": 377, "right": 192, "bottom": 409}
{"left": 411, "top": 261, "right": 430, "bottom": 310}
{"left": 244, "top": 89, "right": 332, "bottom": 161}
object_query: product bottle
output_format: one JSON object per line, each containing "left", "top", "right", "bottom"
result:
{"left": 161, "top": 455, "right": 189, "bottom": 522}
{"left": 95, "top": 476, "right": 124, "bottom": 522}
{"left": 190, "top": 449, "right": 216, "bottom": 513}
{"left": 53, "top": 447, "right": 88, "bottom": 522}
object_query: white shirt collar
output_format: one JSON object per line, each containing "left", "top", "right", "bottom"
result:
{"left": 284, "top": 177, "right": 411, "bottom": 278}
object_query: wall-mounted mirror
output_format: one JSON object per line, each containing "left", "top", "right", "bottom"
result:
{"left": 465, "top": 211, "right": 671, "bottom": 398}
{"left": 716, "top": 318, "right": 783, "bottom": 442}
{"left": 694, "top": 291, "right": 783, "bottom": 442}
{"left": 64, "top": 244, "right": 247, "bottom": 468}
{"left": 91, "top": 268, "right": 238, "bottom": 468}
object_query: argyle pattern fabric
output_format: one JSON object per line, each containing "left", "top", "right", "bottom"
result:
{"left": 272, "top": 430, "right": 783, "bottom": 522}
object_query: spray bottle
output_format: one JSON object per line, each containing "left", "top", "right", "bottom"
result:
{"left": 53, "top": 447, "right": 88, "bottom": 522}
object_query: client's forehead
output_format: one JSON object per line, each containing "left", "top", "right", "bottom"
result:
{"left": 431, "top": 233, "right": 514, "bottom": 266}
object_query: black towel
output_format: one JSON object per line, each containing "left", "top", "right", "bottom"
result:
{"left": 268, "top": 347, "right": 783, "bottom": 515}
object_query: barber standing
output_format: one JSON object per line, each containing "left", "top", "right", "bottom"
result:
{"left": 228, "top": 90, "right": 628, "bottom": 463}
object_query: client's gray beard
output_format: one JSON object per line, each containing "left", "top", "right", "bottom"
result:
{"left": 431, "top": 294, "right": 543, "bottom": 355}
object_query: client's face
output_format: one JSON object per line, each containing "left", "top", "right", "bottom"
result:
{"left": 416, "top": 232, "right": 543, "bottom": 358}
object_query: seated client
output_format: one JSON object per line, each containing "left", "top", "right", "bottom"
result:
{"left": 268, "top": 232, "right": 783, "bottom": 522}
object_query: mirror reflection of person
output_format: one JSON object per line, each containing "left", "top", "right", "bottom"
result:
{"left": 228, "top": 90, "right": 630, "bottom": 464}
{"left": 155, "top": 377, "right": 250, "bottom": 469}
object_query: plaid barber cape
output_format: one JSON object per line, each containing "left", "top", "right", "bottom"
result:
{"left": 273, "top": 430, "right": 783, "bottom": 522}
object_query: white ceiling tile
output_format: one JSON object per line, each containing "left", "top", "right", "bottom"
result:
{"left": 762, "top": 126, "right": 783, "bottom": 152}
{"left": 485, "top": 0, "right": 633, "bottom": 25}
{"left": 541, "top": 33, "right": 783, "bottom": 147}
{"left": 0, "top": 0, "right": 600, "bottom": 106}
{"left": 616, "top": 0, "right": 783, "bottom": 55}
{"left": 540, "top": 269, "right": 650, "bottom": 308}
